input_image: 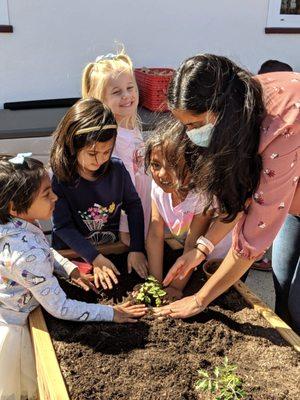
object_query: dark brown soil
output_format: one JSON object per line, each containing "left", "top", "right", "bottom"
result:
{"left": 45, "top": 251, "right": 300, "bottom": 400}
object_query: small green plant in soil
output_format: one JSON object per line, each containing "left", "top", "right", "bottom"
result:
{"left": 135, "top": 275, "right": 167, "bottom": 307}
{"left": 195, "top": 356, "right": 246, "bottom": 400}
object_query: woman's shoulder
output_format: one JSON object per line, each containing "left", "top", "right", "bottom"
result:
{"left": 255, "top": 72, "right": 300, "bottom": 113}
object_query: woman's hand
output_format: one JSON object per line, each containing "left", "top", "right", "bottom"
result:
{"left": 113, "top": 301, "right": 147, "bottom": 323}
{"left": 92, "top": 254, "right": 120, "bottom": 290}
{"left": 127, "top": 252, "right": 148, "bottom": 279}
{"left": 69, "top": 268, "right": 99, "bottom": 294}
{"left": 163, "top": 248, "right": 206, "bottom": 287}
{"left": 153, "top": 294, "right": 205, "bottom": 319}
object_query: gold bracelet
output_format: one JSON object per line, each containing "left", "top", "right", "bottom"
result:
{"left": 193, "top": 294, "right": 205, "bottom": 311}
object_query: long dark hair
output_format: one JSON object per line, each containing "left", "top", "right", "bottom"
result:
{"left": 51, "top": 98, "right": 117, "bottom": 183}
{"left": 168, "top": 54, "right": 265, "bottom": 221}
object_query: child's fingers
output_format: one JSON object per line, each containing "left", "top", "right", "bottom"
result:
{"left": 133, "top": 263, "right": 148, "bottom": 279}
{"left": 94, "top": 273, "right": 101, "bottom": 289}
{"left": 127, "top": 262, "right": 132, "bottom": 274}
{"left": 122, "top": 318, "right": 138, "bottom": 323}
{"left": 103, "top": 273, "right": 113, "bottom": 290}
{"left": 105, "top": 268, "right": 119, "bottom": 285}
{"left": 163, "top": 259, "right": 185, "bottom": 286}
{"left": 85, "top": 274, "right": 95, "bottom": 281}
{"left": 109, "top": 263, "right": 121, "bottom": 275}
{"left": 98, "top": 274, "right": 108, "bottom": 290}
{"left": 179, "top": 266, "right": 191, "bottom": 280}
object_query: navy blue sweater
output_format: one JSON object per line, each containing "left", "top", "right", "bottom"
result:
{"left": 52, "top": 158, "right": 145, "bottom": 264}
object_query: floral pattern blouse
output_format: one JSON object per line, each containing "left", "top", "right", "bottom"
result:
{"left": 233, "top": 71, "right": 300, "bottom": 259}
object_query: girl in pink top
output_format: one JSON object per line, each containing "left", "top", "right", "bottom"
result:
{"left": 81, "top": 50, "right": 151, "bottom": 243}
{"left": 145, "top": 124, "right": 232, "bottom": 299}
{"left": 155, "top": 55, "right": 299, "bottom": 333}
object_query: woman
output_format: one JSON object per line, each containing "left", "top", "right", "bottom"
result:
{"left": 155, "top": 54, "right": 300, "bottom": 333}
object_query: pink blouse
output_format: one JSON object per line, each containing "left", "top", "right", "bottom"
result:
{"left": 233, "top": 72, "right": 300, "bottom": 259}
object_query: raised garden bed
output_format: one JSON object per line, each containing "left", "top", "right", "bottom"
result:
{"left": 29, "top": 244, "right": 300, "bottom": 400}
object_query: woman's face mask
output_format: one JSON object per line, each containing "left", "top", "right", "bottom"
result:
{"left": 186, "top": 123, "right": 214, "bottom": 147}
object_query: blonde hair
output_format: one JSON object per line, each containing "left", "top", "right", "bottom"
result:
{"left": 82, "top": 50, "right": 139, "bottom": 128}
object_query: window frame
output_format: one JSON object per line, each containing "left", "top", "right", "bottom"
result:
{"left": 266, "top": 0, "right": 300, "bottom": 33}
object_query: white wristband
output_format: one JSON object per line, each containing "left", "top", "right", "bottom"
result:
{"left": 196, "top": 236, "right": 215, "bottom": 254}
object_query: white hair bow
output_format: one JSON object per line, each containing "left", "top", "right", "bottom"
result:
{"left": 95, "top": 53, "right": 117, "bottom": 62}
{"left": 9, "top": 152, "right": 32, "bottom": 165}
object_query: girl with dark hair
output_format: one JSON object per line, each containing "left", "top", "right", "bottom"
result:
{"left": 145, "top": 122, "right": 232, "bottom": 299}
{"left": 155, "top": 54, "right": 300, "bottom": 333}
{"left": 0, "top": 154, "right": 146, "bottom": 399}
{"left": 50, "top": 98, "right": 148, "bottom": 291}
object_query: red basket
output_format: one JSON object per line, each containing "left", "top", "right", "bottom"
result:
{"left": 134, "top": 68, "right": 174, "bottom": 112}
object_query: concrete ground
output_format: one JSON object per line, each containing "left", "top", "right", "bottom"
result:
{"left": 245, "top": 269, "right": 275, "bottom": 309}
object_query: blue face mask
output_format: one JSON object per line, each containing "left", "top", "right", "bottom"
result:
{"left": 187, "top": 123, "right": 214, "bottom": 147}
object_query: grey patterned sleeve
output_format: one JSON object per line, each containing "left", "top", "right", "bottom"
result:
{"left": 12, "top": 248, "right": 114, "bottom": 322}
{"left": 51, "top": 248, "right": 77, "bottom": 278}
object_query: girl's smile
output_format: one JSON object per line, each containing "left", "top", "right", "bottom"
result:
{"left": 104, "top": 71, "right": 138, "bottom": 125}
{"left": 150, "top": 147, "right": 177, "bottom": 193}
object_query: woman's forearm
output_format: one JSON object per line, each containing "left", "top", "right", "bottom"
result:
{"left": 205, "top": 212, "right": 243, "bottom": 247}
{"left": 197, "top": 247, "right": 254, "bottom": 307}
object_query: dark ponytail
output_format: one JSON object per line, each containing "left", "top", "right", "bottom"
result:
{"left": 168, "top": 54, "right": 265, "bottom": 221}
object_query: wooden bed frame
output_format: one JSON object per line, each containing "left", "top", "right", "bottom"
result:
{"left": 29, "top": 239, "right": 300, "bottom": 400}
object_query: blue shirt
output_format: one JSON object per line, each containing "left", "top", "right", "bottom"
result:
{"left": 52, "top": 158, "right": 145, "bottom": 263}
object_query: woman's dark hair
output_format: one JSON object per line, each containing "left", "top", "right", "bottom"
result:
{"left": 51, "top": 98, "right": 117, "bottom": 183}
{"left": 0, "top": 155, "right": 46, "bottom": 224}
{"left": 144, "top": 119, "right": 193, "bottom": 196}
{"left": 168, "top": 54, "right": 265, "bottom": 221}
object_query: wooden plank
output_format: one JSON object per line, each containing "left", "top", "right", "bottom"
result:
{"left": 29, "top": 307, "right": 70, "bottom": 400}
{"left": 58, "top": 241, "right": 129, "bottom": 259}
{"left": 234, "top": 280, "right": 300, "bottom": 353}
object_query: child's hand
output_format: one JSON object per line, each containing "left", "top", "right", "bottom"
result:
{"left": 127, "top": 252, "right": 148, "bottom": 279}
{"left": 92, "top": 254, "right": 120, "bottom": 290}
{"left": 163, "top": 248, "right": 206, "bottom": 287}
{"left": 113, "top": 301, "right": 147, "bottom": 323}
{"left": 69, "top": 268, "right": 99, "bottom": 294}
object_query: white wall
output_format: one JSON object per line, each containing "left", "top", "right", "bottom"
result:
{"left": 1, "top": 0, "right": 300, "bottom": 108}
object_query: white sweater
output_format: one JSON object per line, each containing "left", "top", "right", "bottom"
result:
{"left": 0, "top": 218, "right": 113, "bottom": 326}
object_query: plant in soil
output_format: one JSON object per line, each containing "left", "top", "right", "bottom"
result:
{"left": 195, "top": 356, "right": 246, "bottom": 400}
{"left": 134, "top": 275, "right": 167, "bottom": 306}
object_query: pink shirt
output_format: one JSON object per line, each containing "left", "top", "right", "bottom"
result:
{"left": 151, "top": 181, "right": 232, "bottom": 259}
{"left": 112, "top": 126, "right": 151, "bottom": 236}
{"left": 151, "top": 181, "right": 205, "bottom": 242}
{"left": 233, "top": 72, "right": 300, "bottom": 259}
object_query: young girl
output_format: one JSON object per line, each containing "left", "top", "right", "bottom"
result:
{"left": 50, "top": 98, "right": 148, "bottom": 291}
{"left": 145, "top": 123, "right": 232, "bottom": 299}
{"left": 81, "top": 50, "right": 151, "bottom": 243}
{"left": 0, "top": 154, "right": 146, "bottom": 399}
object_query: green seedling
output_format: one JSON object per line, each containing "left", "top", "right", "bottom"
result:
{"left": 135, "top": 275, "right": 167, "bottom": 307}
{"left": 195, "top": 357, "right": 246, "bottom": 400}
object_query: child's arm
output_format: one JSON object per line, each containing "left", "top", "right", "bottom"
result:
{"left": 121, "top": 166, "right": 145, "bottom": 252}
{"left": 121, "top": 164, "right": 148, "bottom": 278}
{"left": 51, "top": 249, "right": 99, "bottom": 293}
{"left": 12, "top": 248, "right": 114, "bottom": 322}
{"left": 146, "top": 200, "right": 165, "bottom": 282}
{"left": 184, "top": 213, "right": 212, "bottom": 253}
{"left": 51, "top": 248, "right": 77, "bottom": 278}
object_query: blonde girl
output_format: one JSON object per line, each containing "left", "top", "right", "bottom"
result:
{"left": 81, "top": 50, "right": 151, "bottom": 244}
